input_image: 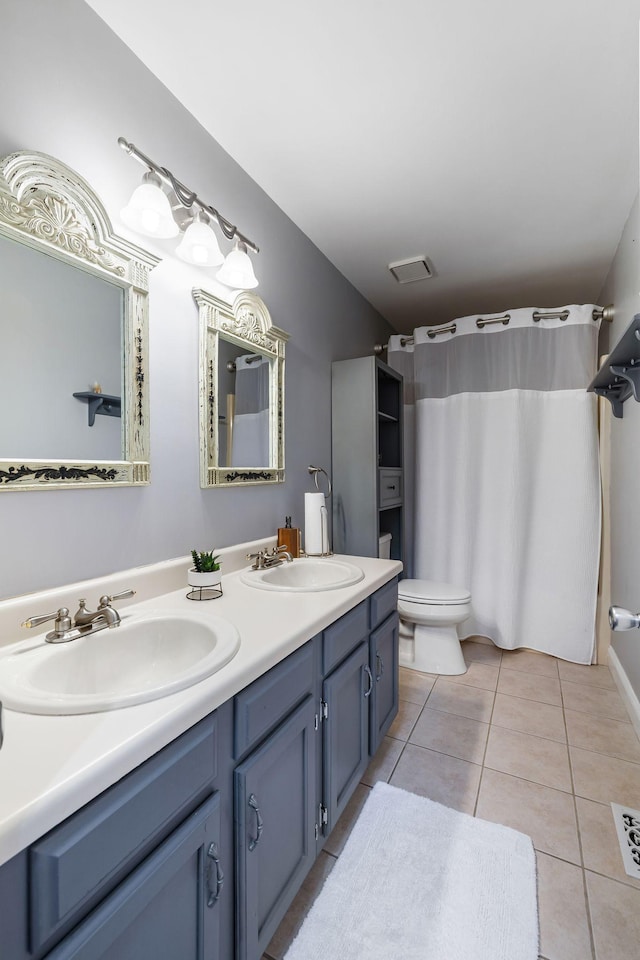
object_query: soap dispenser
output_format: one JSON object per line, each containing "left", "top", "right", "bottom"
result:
{"left": 277, "top": 516, "right": 301, "bottom": 558}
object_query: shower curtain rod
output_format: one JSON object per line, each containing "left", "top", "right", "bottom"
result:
{"left": 373, "top": 304, "right": 614, "bottom": 353}
{"left": 225, "top": 353, "right": 263, "bottom": 372}
{"left": 427, "top": 323, "right": 456, "bottom": 340}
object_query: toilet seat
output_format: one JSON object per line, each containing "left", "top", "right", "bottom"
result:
{"left": 398, "top": 579, "right": 471, "bottom": 606}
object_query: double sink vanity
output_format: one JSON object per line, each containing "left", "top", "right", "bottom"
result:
{"left": 0, "top": 539, "right": 402, "bottom": 960}
{"left": 0, "top": 144, "right": 402, "bottom": 959}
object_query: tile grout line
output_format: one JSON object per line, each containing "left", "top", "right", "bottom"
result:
{"left": 582, "top": 863, "right": 640, "bottom": 894}
{"left": 382, "top": 676, "right": 438, "bottom": 786}
{"left": 384, "top": 712, "right": 414, "bottom": 784}
{"left": 560, "top": 672, "right": 598, "bottom": 960}
{"left": 472, "top": 651, "right": 501, "bottom": 817}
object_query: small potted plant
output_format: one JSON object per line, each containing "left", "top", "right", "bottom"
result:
{"left": 187, "top": 549, "right": 222, "bottom": 598}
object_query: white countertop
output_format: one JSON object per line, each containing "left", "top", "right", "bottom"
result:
{"left": 0, "top": 551, "right": 401, "bottom": 866}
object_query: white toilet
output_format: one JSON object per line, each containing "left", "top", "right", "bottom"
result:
{"left": 377, "top": 534, "right": 471, "bottom": 676}
{"left": 397, "top": 579, "right": 472, "bottom": 675}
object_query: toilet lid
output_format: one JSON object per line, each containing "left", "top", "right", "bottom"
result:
{"left": 398, "top": 579, "right": 471, "bottom": 605}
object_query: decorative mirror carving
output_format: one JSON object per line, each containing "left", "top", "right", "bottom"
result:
{"left": 0, "top": 150, "right": 158, "bottom": 490}
{"left": 194, "top": 288, "right": 289, "bottom": 487}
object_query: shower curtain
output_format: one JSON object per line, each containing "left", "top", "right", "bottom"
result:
{"left": 230, "top": 354, "right": 270, "bottom": 467}
{"left": 388, "top": 305, "right": 601, "bottom": 664}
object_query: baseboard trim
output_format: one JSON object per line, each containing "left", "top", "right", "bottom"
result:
{"left": 608, "top": 647, "right": 640, "bottom": 740}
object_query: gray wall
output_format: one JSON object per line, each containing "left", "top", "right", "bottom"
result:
{"left": 598, "top": 193, "right": 640, "bottom": 697}
{"left": 0, "top": 0, "right": 392, "bottom": 600}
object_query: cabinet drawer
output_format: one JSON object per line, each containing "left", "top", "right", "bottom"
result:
{"left": 378, "top": 468, "right": 402, "bottom": 508}
{"left": 29, "top": 714, "right": 217, "bottom": 952}
{"left": 370, "top": 578, "right": 398, "bottom": 629}
{"left": 43, "top": 792, "right": 221, "bottom": 960}
{"left": 322, "top": 600, "right": 369, "bottom": 676}
{"left": 234, "top": 641, "right": 315, "bottom": 759}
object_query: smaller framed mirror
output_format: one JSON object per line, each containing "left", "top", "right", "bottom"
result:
{"left": 194, "top": 288, "right": 289, "bottom": 487}
{"left": 0, "top": 150, "right": 158, "bottom": 491}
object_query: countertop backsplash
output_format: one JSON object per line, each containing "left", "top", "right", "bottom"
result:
{"left": 0, "top": 536, "right": 277, "bottom": 650}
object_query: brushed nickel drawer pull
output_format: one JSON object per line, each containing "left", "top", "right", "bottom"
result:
{"left": 248, "top": 793, "right": 264, "bottom": 851}
{"left": 206, "top": 842, "right": 224, "bottom": 906}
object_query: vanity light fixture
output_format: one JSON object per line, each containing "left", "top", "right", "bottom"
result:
{"left": 176, "top": 212, "right": 224, "bottom": 267}
{"left": 216, "top": 239, "right": 258, "bottom": 290}
{"left": 120, "top": 171, "right": 179, "bottom": 239}
{"left": 118, "top": 137, "right": 259, "bottom": 288}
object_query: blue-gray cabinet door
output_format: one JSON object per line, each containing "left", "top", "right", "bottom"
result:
{"left": 370, "top": 612, "right": 399, "bottom": 755}
{"left": 43, "top": 792, "right": 222, "bottom": 960}
{"left": 235, "top": 695, "right": 317, "bottom": 960}
{"left": 322, "top": 640, "right": 370, "bottom": 835}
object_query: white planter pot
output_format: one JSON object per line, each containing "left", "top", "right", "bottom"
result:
{"left": 187, "top": 568, "right": 221, "bottom": 589}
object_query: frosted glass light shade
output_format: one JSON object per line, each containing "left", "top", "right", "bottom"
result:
{"left": 176, "top": 216, "right": 224, "bottom": 266}
{"left": 120, "top": 173, "right": 178, "bottom": 239}
{"left": 216, "top": 240, "right": 259, "bottom": 289}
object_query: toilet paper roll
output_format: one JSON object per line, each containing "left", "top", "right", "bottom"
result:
{"left": 305, "top": 492, "right": 327, "bottom": 555}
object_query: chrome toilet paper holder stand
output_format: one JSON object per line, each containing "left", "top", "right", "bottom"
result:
{"left": 306, "top": 465, "right": 333, "bottom": 557}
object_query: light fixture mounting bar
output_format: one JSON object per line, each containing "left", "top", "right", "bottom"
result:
{"left": 118, "top": 137, "right": 259, "bottom": 254}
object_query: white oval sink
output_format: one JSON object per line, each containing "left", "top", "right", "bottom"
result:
{"left": 241, "top": 558, "right": 364, "bottom": 592}
{"left": 0, "top": 610, "right": 240, "bottom": 715}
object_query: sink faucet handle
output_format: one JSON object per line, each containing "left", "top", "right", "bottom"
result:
{"left": 98, "top": 589, "right": 136, "bottom": 608}
{"left": 22, "top": 607, "right": 72, "bottom": 634}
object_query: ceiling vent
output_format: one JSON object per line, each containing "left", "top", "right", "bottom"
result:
{"left": 388, "top": 256, "right": 433, "bottom": 284}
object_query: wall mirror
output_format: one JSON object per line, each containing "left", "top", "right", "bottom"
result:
{"left": 193, "top": 288, "right": 289, "bottom": 486}
{"left": 0, "top": 150, "right": 158, "bottom": 490}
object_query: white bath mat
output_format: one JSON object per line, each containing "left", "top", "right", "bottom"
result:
{"left": 284, "top": 781, "right": 538, "bottom": 960}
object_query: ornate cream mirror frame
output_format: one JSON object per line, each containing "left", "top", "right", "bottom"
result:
{"left": 194, "top": 288, "right": 289, "bottom": 487}
{"left": 0, "top": 150, "right": 158, "bottom": 491}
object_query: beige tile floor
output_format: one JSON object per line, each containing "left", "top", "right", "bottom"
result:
{"left": 263, "top": 640, "right": 640, "bottom": 960}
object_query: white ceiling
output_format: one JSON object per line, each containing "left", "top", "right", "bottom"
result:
{"left": 85, "top": 0, "right": 640, "bottom": 333}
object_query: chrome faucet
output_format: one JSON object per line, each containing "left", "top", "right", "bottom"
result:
{"left": 22, "top": 589, "right": 136, "bottom": 643}
{"left": 270, "top": 545, "right": 293, "bottom": 564}
{"left": 247, "top": 545, "right": 294, "bottom": 570}
{"left": 74, "top": 594, "right": 129, "bottom": 628}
